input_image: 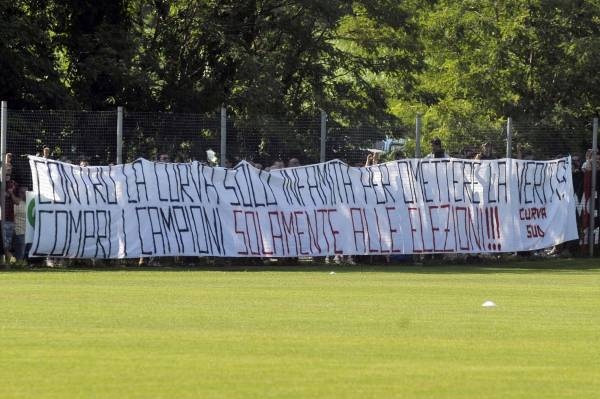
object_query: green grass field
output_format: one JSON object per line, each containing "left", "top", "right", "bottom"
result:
{"left": 1, "top": 259, "right": 600, "bottom": 398}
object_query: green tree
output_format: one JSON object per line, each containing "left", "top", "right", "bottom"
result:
{"left": 126, "top": 0, "right": 421, "bottom": 120}
{"left": 51, "top": 0, "right": 154, "bottom": 110}
{"left": 0, "top": 0, "right": 71, "bottom": 108}
{"left": 389, "top": 0, "right": 600, "bottom": 156}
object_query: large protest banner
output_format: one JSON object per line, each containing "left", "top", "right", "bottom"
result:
{"left": 29, "top": 156, "right": 578, "bottom": 258}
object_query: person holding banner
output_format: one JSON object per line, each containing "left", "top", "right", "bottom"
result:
{"left": 474, "top": 142, "right": 494, "bottom": 160}
{"left": 425, "top": 137, "right": 449, "bottom": 159}
{"left": 288, "top": 158, "right": 301, "bottom": 168}
{"left": 269, "top": 160, "right": 285, "bottom": 170}
{"left": 365, "top": 151, "right": 381, "bottom": 166}
{"left": 13, "top": 186, "right": 27, "bottom": 261}
{"left": 79, "top": 156, "right": 90, "bottom": 167}
{"left": 3, "top": 173, "right": 19, "bottom": 262}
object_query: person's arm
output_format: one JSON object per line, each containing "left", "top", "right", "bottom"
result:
{"left": 372, "top": 152, "right": 380, "bottom": 164}
{"left": 7, "top": 185, "right": 21, "bottom": 203}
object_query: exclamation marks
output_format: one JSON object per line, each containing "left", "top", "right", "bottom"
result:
{"left": 486, "top": 206, "right": 501, "bottom": 251}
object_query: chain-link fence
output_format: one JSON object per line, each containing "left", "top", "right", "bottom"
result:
{"left": 228, "top": 114, "right": 322, "bottom": 167}
{"left": 327, "top": 118, "right": 411, "bottom": 165}
{"left": 409, "top": 121, "right": 592, "bottom": 161}
{"left": 7, "top": 110, "right": 117, "bottom": 190}
{"left": 510, "top": 121, "right": 592, "bottom": 160}
{"left": 5, "top": 108, "right": 595, "bottom": 178}
{"left": 4, "top": 108, "right": 415, "bottom": 178}
{"left": 122, "top": 111, "right": 221, "bottom": 163}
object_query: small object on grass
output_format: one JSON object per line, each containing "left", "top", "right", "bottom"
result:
{"left": 329, "top": 271, "right": 336, "bottom": 275}
{"left": 481, "top": 300, "right": 497, "bottom": 307}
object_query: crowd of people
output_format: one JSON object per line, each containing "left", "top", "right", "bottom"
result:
{"left": 0, "top": 139, "right": 592, "bottom": 266}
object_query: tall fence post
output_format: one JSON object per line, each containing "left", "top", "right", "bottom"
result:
{"left": 590, "top": 117, "right": 598, "bottom": 256}
{"left": 506, "top": 117, "right": 512, "bottom": 158}
{"left": 415, "top": 113, "right": 422, "bottom": 158}
{"left": 320, "top": 110, "right": 327, "bottom": 163}
{"left": 0, "top": 101, "right": 6, "bottom": 261}
{"left": 220, "top": 106, "right": 227, "bottom": 167}
{"left": 116, "top": 106, "right": 123, "bottom": 164}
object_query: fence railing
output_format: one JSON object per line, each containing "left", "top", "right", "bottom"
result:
{"left": 1, "top": 101, "right": 599, "bottom": 256}
{"left": 3, "top": 106, "right": 596, "bottom": 171}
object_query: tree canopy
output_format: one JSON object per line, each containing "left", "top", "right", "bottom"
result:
{"left": 1, "top": 0, "right": 599, "bottom": 135}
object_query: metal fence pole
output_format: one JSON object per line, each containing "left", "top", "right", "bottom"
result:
{"left": 506, "top": 117, "right": 512, "bottom": 158}
{"left": 220, "top": 106, "right": 227, "bottom": 167}
{"left": 590, "top": 118, "right": 598, "bottom": 256}
{"left": 116, "top": 106, "right": 123, "bottom": 164}
{"left": 0, "top": 101, "right": 6, "bottom": 260}
{"left": 320, "top": 110, "right": 327, "bottom": 163}
{"left": 415, "top": 113, "right": 422, "bottom": 158}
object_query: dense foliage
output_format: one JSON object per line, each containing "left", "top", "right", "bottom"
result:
{"left": 1, "top": 0, "right": 599, "bottom": 152}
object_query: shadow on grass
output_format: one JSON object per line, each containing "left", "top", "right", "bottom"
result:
{"left": 3, "top": 256, "right": 600, "bottom": 274}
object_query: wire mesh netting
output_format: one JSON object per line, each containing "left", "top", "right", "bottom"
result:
{"left": 7, "top": 110, "right": 117, "bottom": 189}
{"left": 511, "top": 121, "right": 592, "bottom": 160}
{"left": 122, "top": 111, "right": 221, "bottom": 163}
{"left": 327, "top": 118, "right": 411, "bottom": 166}
{"left": 439, "top": 128, "right": 506, "bottom": 159}
{"left": 5, "top": 110, "right": 595, "bottom": 169}
{"left": 411, "top": 121, "right": 592, "bottom": 161}
{"left": 5, "top": 110, "right": 596, "bottom": 191}
{"left": 226, "top": 115, "right": 322, "bottom": 167}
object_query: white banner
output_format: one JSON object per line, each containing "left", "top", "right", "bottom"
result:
{"left": 28, "top": 156, "right": 578, "bottom": 258}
